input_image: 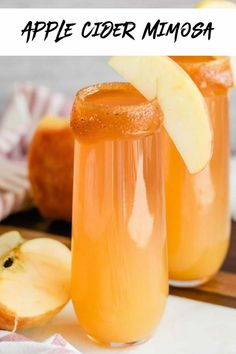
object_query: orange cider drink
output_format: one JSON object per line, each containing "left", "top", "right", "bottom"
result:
{"left": 70, "top": 83, "right": 168, "bottom": 345}
{"left": 163, "top": 57, "right": 232, "bottom": 286}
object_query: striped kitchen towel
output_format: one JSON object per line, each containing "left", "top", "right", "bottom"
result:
{"left": 0, "top": 331, "right": 81, "bottom": 354}
{"left": 0, "top": 82, "right": 72, "bottom": 221}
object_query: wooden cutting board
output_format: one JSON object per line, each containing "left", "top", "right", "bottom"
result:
{"left": 170, "top": 221, "right": 236, "bottom": 308}
{"left": 1, "top": 208, "right": 236, "bottom": 309}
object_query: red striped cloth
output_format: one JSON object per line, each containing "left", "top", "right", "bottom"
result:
{"left": 0, "top": 82, "right": 72, "bottom": 221}
{"left": 0, "top": 331, "right": 80, "bottom": 353}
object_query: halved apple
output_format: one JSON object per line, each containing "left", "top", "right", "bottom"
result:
{"left": 109, "top": 56, "right": 212, "bottom": 174}
{"left": 0, "top": 231, "right": 71, "bottom": 330}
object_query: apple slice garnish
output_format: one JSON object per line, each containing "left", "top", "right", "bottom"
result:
{"left": 109, "top": 56, "right": 212, "bottom": 174}
{"left": 0, "top": 231, "right": 71, "bottom": 330}
{"left": 195, "top": 0, "right": 236, "bottom": 87}
{"left": 196, "top": 0, "right": 236, "bottom": 8}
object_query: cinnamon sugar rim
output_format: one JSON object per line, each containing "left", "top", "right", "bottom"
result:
{"left": 71, "top": 82, "right": 163, "bottom": 142}
{"left": 171, "top": 56, "right": 233, "bottom": 94}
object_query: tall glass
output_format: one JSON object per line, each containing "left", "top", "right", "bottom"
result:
{"left": 163, "top": 57, "right": 232, "bottom": 286}
{"left": 71, "top": 83, "right": 168, "bottom": 346}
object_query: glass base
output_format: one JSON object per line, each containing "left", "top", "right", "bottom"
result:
{"left": 87, "top": 334, "right": 149, "bottom": 348}
{"left": 169, "top": 276, "right": 211, "bottom": 288}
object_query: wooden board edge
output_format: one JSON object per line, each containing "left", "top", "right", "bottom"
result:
{"left": 170, "top": 271, "right": 236, "bottom": 309}
{"left": 197, "top": 271, "right": 236, "bottom": 298}
{"left": 170, "top": 286, "right": 236, "bottom": 309}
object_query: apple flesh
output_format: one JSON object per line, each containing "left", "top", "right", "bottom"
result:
{"left": 109, "top": 56, "right": 212, "bottom": 174}
{"left": 0, "top": 231, "right": 24, "bottom": 258}
{"left": 0, "top": 231, "right": 71, "bottom": 330}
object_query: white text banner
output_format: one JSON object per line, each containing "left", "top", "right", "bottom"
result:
{"left": 0, "top": 8, "right": 235, "bottom": 55}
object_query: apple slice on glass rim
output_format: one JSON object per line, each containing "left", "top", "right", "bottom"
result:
{"left": 109, "top": 56, "right": 212, "bottom": 174}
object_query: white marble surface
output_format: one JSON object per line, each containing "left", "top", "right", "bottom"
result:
{"left": 20, "top": 296, "right": 236, "bottom": 354}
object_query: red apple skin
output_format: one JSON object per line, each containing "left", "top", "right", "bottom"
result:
{"left": 28, "top": 117, "right": 74, "bottom": 221}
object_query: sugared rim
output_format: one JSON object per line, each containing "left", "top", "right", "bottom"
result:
{"left": 171, "top": 56, "right": 233, "bottom": 94}
{"left": 71, "top": 82, "right": 163, "bottom": 142}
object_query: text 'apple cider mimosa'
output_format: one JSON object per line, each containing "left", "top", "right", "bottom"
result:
{"left": 70, "top": 83, "right": 168, "bottom": 346}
